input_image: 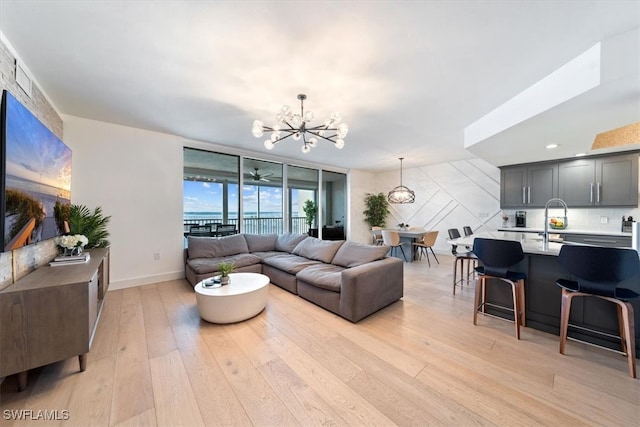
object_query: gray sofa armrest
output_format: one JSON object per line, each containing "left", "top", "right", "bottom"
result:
{"left": 339, "top": 257, "right": 404, "bottom": 322}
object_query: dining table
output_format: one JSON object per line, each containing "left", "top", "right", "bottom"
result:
{"left": 383, "top": 228, "right": 427, "bottom": 262}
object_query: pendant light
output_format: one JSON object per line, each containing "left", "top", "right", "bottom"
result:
{"left": 387, "top": 157, "right": 415, "bottom": 204}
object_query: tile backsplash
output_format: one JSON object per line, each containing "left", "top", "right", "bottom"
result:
{"left": 503, "top": 207, "right": 640, "bottom": 233}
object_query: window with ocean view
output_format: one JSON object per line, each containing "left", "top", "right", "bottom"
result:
{"left": 183, "top": 149, "right": 240, "bottom": 234}
{"left": 183, "top": 147, "right": 347, "bottom": 239}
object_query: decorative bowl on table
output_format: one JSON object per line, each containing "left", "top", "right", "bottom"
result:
{"left": 549, "top": 217, "right": 567, "bottom": 229}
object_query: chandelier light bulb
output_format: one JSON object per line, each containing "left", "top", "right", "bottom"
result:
{"left": 309, "top": 137, "right": 318, "bottom": 148}
{"left": 293, "top": 132, "right": 301, "bottom": 141}
{"left": 291, "top": 114, "right": 302, "bottom": 128}
{"left": 270, "top": 133, "right": 279, "bottom": 142}
{"left": 281, "top": 105, "right": 290, "bottom": 115}
{"left": 252, "top": 120, "right": 264, "bottom": 137}
{"left": 302, "top": 144, "right": 311, "bottom": 154}
{"left": 335, "top": 139, "right": 345, "bottom": 149}
{"left": 337, "top": 123, "right": 349, "bottom": 138}
{"left": 331, "top": 112, "right": 342, "bottom": 124}
{"left": 264, "top": 140, "right": 275, "bottom": 150}
{"left": 304, "top": 111, "right": 314, "bottom": 122}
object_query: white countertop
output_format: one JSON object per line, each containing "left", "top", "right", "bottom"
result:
{"left": 449, "top": 231, "right": 564, "bottom": 256}
{"left": 498, "top": 227, "right": 631, "bottom": 237}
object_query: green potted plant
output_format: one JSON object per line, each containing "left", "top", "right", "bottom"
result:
{"left": 67, "top": 204, "right": 111, "bottom": 248}
{"left": 363, "top": 193, "right": 390, "bottom": 228}
{"left": 303, "top": 200, "right": 317, "bottom": 234}
{"left": 218, "top": 261, "right": 236, "bottom": 285}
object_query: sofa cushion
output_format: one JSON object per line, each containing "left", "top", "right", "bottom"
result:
{"left": 188, "top": 234, "right": 249, "bottom": 259}
{"left": 262, "top": 253, "right": 321, "bottom": 275}
{"left": 275, "top": 233, "right": 309, "bottom": 253}
{"left": 331, "top": 240, "right": 390, "bottom": 268}
{"left": 251, "top": 251, "right": 282, "bottom": 261}
{"left": 244, "top": 234, "right": 278, "bottom": 252}
{"left": 291, "top": 237, "right": 344, "bottom": 264}
{"left": 296, "top": 264, "right": 345, "bottom": 292}
{"left": 187, "top": 253, "right": 262, "bottom": 274}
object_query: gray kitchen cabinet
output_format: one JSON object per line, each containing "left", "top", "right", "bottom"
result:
{"left": 558, "top": 153, "right": 638, "bottom": 207}
{"left": 500, "top": 163, "right": 557, "bottom": 208}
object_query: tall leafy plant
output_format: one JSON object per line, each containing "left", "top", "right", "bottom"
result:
{"left": 68, "top": 204, "right": 111, "bottom": 248}
{"left": 363, "top": 193, "right": 390, "bottom": 227}
{"left": 303, "top": 200, "right": 317, "bottom": 231}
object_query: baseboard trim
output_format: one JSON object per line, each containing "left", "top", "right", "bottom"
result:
{"left": 108, "top": 271, "right": 185, "bottom": 290}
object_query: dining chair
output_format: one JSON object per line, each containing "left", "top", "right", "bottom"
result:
{"left": 413, "top": 231, "right": 439, "bottom": 266}
{"left": 189, "top": 224, "right": 212, "bottom": 236}
{"left": 381, "top": 230, "right": 407, "bottom": 261}
{"left": 215, "top": 224, "right": 237, "bottom": 236}
{"left": 371, "top": 226, "right": 384, "bottom": 245}
{"left": 472, "top": 238, "right": 526, "bottom": 339}
{"left": 463, "top": 226, "right": 473, "bottom": 236}
{"left": 448, "top": 228, "right": 477, "bottom": 295}
{"left": 556, "top": 245, "right": 639, "bottom": 377}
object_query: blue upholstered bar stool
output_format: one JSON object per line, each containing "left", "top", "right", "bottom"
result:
{"left": 556, "top": 245, "right": 639, "bottom": 378}
{"left": 472, "top": 238, "right": 526, "bottom": 339}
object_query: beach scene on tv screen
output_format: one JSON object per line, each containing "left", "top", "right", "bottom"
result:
{"left": 3, "top": 92, "right": 71, "bottom": 250}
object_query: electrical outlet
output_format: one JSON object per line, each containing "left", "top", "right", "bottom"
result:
{"left": 600, "top": 216, "right": 608, "bottom": 224}
{"left": 154, "top": 252, "right": 160, "bottom": 261}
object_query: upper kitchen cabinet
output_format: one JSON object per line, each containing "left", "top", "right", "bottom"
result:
{"left": 558, "top": 153, "right": 638, "bottom": 207}
{"left": 500, "top": 163, "right": 558, "bottom": 208}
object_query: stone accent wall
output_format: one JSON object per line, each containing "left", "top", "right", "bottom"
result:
{"left": 0, "top": 40, "right": 63, "bottom": 139}
{"left": 0, "top": 38, "right": 63, "bottom": 290}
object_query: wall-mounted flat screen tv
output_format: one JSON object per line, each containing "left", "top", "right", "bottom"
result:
{"left": 1, "top": 90, "right": 71, "bottom": 252}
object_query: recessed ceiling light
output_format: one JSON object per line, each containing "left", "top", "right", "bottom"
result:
{"left": 574, "top": 152, "right": 587, "bottom": 157}
{"left": 546, "top": 144, "right": 559, "bottom": 149}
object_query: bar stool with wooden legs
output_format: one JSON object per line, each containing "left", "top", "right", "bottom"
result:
{"left": 556, "top": 245, "right": 639, "bottom": 378}
{"left": 448, "top": 228, "right": 477, "bottom": 295}
{"left": 472, "top": 238, "right": 526, "bottom": 339}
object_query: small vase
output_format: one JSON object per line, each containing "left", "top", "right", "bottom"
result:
{"left": 220, "top": 275, "right": 230, "bottom": 286}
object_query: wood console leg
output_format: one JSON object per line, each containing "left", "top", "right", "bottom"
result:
{"left": 79, "top": 353, "right": 87, "bottom": 372}
{"left": 17, "top": 371, "right": 27, "bottom": 392}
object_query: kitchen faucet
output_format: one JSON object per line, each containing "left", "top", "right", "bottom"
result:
{"left": 543, "top": 198, "right": 568, "bottom": 249}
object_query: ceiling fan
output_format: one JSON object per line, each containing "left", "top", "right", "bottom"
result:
{"left": 249, "top": 168, "right": 273, "bottom": 182}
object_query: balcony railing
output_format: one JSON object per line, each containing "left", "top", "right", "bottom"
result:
{"left": 183, "top": 216, "right": 309, "bottom": 235}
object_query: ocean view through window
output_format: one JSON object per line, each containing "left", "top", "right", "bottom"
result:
{"left": 183, "top": 147, "right": 346, "bottom": 238}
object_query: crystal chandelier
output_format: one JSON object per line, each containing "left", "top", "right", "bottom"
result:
{"left": 252, "top": 94, "right": 348, "bottom": 153}
{"left": 388, "top": 157, "right": 415, "bottom": 204}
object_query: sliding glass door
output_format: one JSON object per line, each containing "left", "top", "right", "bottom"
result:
{"left": 183, "top": 148, "right": 239, "bottom": 234}
{"left": 242, "top": 159, "right": 283, "bottom": 234}
{"left": 287, "top": 165, "right": 319, "bottom": 235}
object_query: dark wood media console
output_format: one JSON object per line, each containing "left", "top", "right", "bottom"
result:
{"left": 0, "top": 248, "right": 110, "bottom": 391}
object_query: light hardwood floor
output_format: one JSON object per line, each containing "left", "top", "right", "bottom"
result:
{"left": 1, "top": 255, "right": 639, "bottom": 426}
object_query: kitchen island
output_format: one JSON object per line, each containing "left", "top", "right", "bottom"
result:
{"left": 450, "top": 231, "right": 640, "bottom": 357}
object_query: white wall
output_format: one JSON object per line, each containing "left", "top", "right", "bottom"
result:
{"left": 63, "top": 116, "right": 185, "bottom": 289}
{"left": 348, "top": 169, "right": 380, "bottom": 244}
{"left": 375, "top": 158, "right": 503, "bottom": 253}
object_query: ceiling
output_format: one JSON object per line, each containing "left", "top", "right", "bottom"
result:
{"left": 1, "top": 1, "right": 639, "bottom": 171}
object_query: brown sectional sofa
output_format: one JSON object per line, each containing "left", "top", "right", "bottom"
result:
{"left": 185, "top": 233, "right": 404, "bottom": 322}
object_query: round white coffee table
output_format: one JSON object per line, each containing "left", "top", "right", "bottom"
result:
{"left": 195, "top": 272, "right": 269, "bottom": 324}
